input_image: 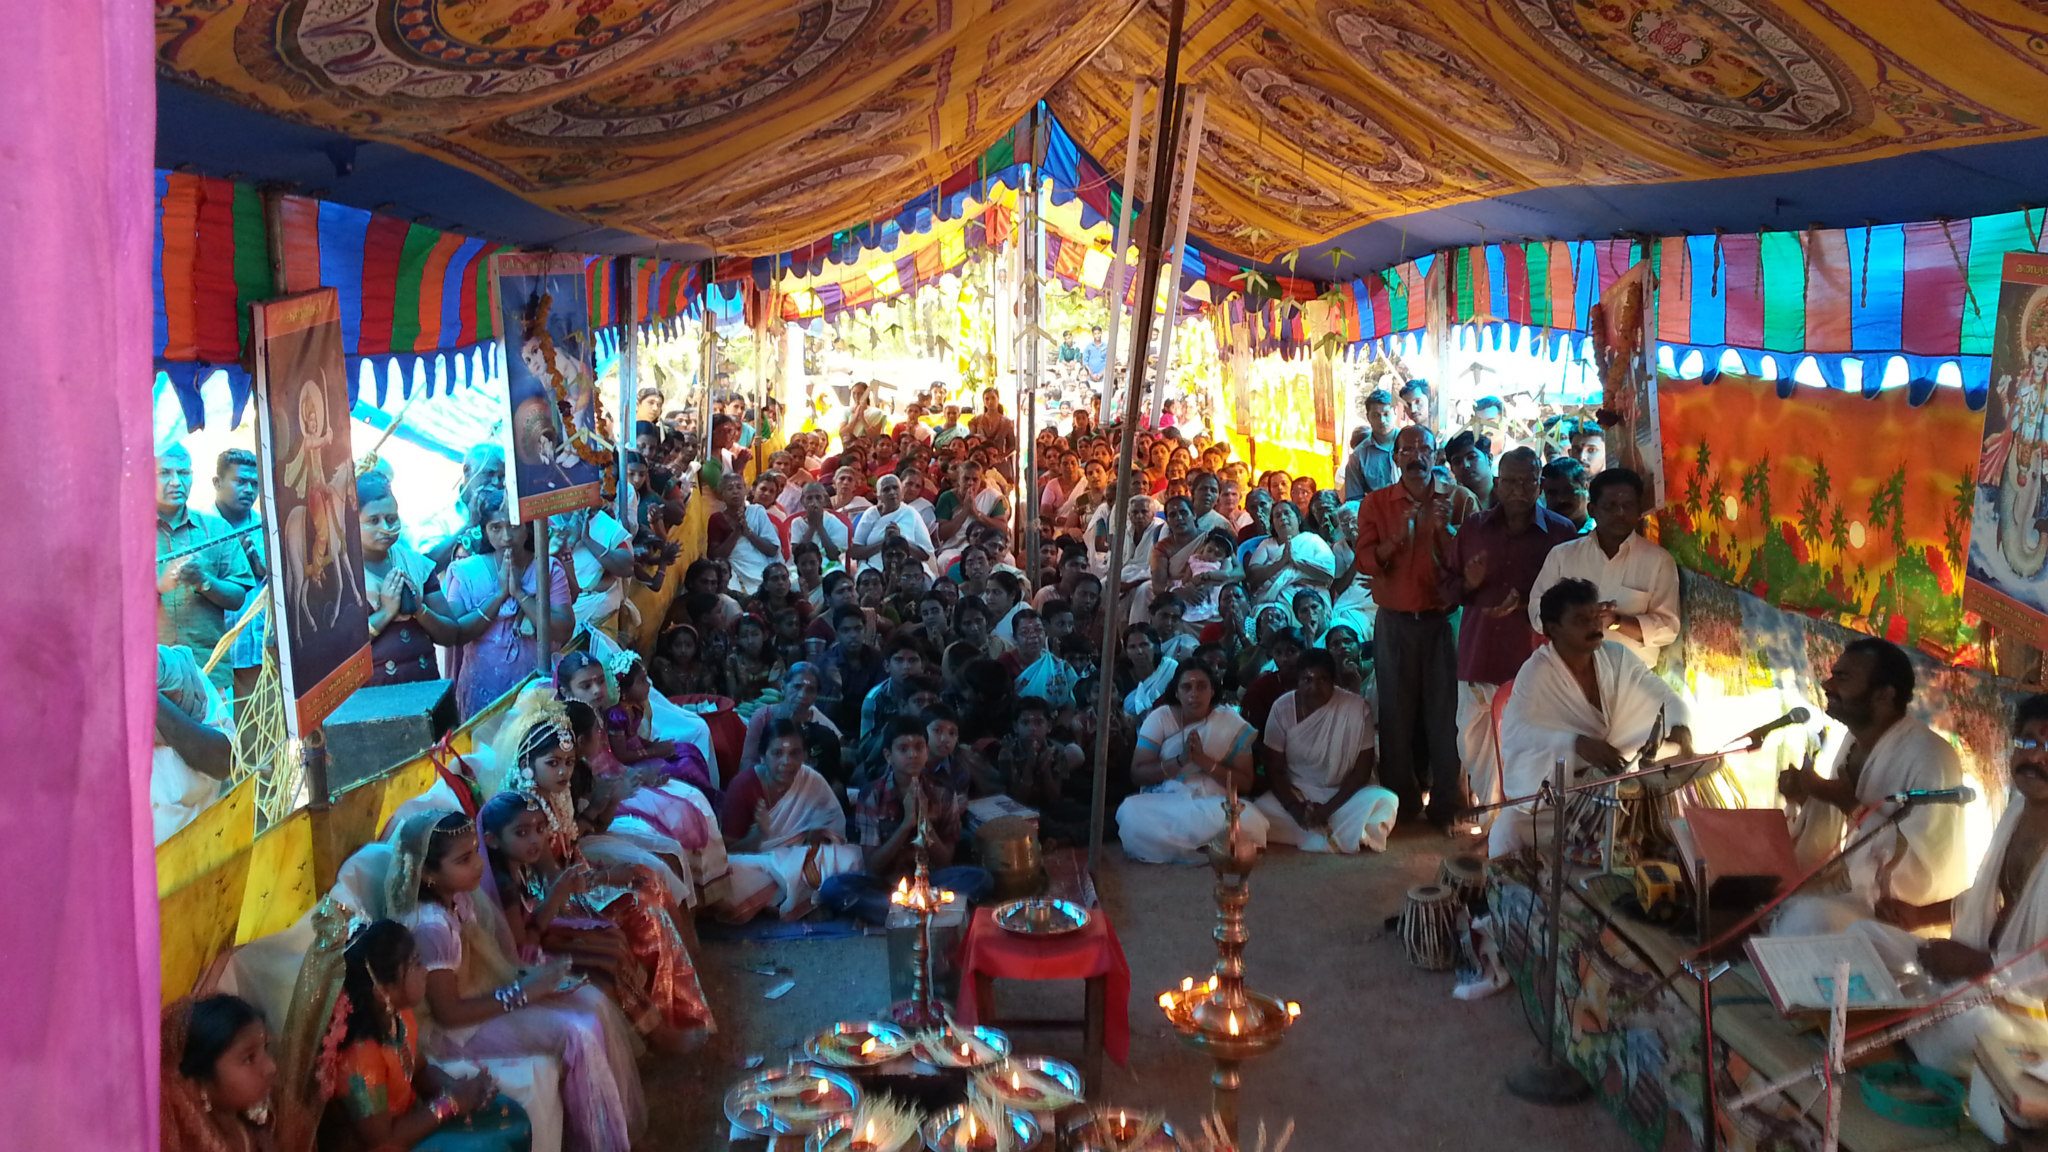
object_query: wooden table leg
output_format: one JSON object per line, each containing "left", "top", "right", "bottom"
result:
{"left": 1084, "top": 975, "right": 1107, "bottom": 1090}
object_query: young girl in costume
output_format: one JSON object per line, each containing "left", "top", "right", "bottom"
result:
{"left": 500, "top": 701, "right": 715, "bottom": 1038}
{"left": 385, "top": 809, "right": 645, "bottom": 1152}
{"left": 327, "top": 918, "right": 530, "bottom": 1151}
{"left": 599, "top": 651, "right": 717, "bottom": 797}
{"left": 478, "top": 790, "right": 630, "bottom": 993}
{"left": 160, "top": 994, "right": 279, "bottom": 1152}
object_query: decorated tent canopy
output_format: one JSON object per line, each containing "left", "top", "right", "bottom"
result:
{"left": 156, "top": 0, "right": 2048, "bottom": 275}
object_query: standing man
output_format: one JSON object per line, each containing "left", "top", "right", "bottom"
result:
{"left": 1569, "top": 420, "right": 1607, "bottom": 474}
{"left": 211, "top": 448, "right": 268, "bottom": 699}
{"left": 1527, "top": 467, "right": 1679, "bottom": 669}
{"left": 1082, "top": 326, "right": 1109, "bottom": 384}
{"left": 1355, "top": 426, "right": 1479, "bottom": 830}
{"left": 1540, "top": 457, "right": 1591, "bottom": 534}
{"left": 1444, "top": 430, "right": 1495, "bottom": 509}
{"left": 1442, "top": 447, "right": 1575, "bottom": 830}
{"left": 1398, "top": 379, "right": 1432, "bottom": 431}
{"left": 1342, "top": 389, "right": 1398, "bottom": 499}
{"left": 155, "top": 444, "right": 256, "bottom": 698}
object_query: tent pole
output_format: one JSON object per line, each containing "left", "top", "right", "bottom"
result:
{"left": 616, "top": 258, "right": 638, "bottom": 527}
{"left": 1087, "top": 0, "right": 1189, "bottom": 881}
{"left": 698, "top": 259, "right": 717, "bottom": 445}
{"left": 1020, "top": 107, "right": 1044, "bottom": 586}
{"left": 1145, "top": 91, "right": 1205, "bottom": 429}
{"left": 1097, "top": 80, "right": 1151, "bottom": 422}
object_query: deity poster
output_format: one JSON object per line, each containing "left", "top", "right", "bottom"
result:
{"left": 1657, "top": 372, "right": 1984, "bottom": 661}
{"left": 492, "top": 252, "right": 607, "bottom": 521}
{"left": 1592, "top": 261, "right": 1664, "bottom": 509}
{"left": 250, "top": 289, "right": 371, "bottom": 735}
{"left": 1965, "top": 252, "right": 2048, "bottom": 645}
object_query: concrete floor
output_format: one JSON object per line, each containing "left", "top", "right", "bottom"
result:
{"left": 649, "top": 831, "right": 1643, "bottom": 1151}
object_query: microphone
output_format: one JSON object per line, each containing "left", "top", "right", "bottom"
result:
{"left": 1884, "top": 786, "right": 1977, "bottom": 806}
{"left": 1739, "top": 707, "right": 1812, "bottom": 749}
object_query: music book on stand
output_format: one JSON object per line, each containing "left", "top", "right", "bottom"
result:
{"left": 1744, "top": 933, "right": 1922, "bottom": 1015}
{"left": 1672, "top": 806, "right": 1803, "bottom": 902}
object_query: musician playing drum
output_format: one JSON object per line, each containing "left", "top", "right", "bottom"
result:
{"left": 1491, "top": 578, "right": 1693, "bottom": 859}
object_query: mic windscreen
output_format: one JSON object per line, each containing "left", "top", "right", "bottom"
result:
{"left": 1787, "top": 707, "right": 1811, "bottom": 724}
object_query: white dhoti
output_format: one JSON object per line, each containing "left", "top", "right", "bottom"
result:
{"left": 1457, "top": 681, "right": 1503, "bottom": 831}
{"left": 1253, "top": 786, "right": 1399, "bottom": 853}
{"left": 1117, "top": 776, "right": 1269, "bottom": 865}
{"left": 717, "top": 766, "right": 859, "bottom": 921}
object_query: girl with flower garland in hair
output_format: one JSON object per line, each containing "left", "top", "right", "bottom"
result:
{"left": 385, "top": 809, "right": 644, "bottom": 1152}
{"left": 601, "top": 650, "right": 717, "bottom": 797}
{"left": 160, "top": 994, "right": 279, "bottom": 1152}
{"left": 478, "top": 790, "right": 630, "bottom": 995}
{"left": 499, "top": 698, "right": 716, "bottom": 1040}
{"left": 326, "top": 918, "right": 530, "bottom": 1151}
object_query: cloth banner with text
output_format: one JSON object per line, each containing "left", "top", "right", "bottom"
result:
{"left": 251, "top": 289, "right": 372, "bottom": 734}
{"left": 1966, "top": 252, "right": 2048, "bottom": 645}
{"left": 1657, "top": 373, "right": 1984, "bottom": 662}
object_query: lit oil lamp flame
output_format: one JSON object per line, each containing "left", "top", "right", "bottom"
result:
{"left": 1226, "top": 1010, "right": 1241, "bottom": 1036}
{"left": 1286, "top": 1001, "right": 1301, "bottom": 1019}
{"left": 859, "top": 1038, "right": 877, "bottom": 1057}
{"left": 1180, "top": 976, "right": 1194, "bottom": 992}
{"left": 1010, "top": 1070, "right": 1023, "bottom": 1091}
{"left": 1157, "top": 992, "right": 1175, "bottom": 1010}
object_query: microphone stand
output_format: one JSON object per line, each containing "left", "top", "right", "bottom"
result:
{"left": 1507, "top": 756, "right": 1593, "bottom": 1104}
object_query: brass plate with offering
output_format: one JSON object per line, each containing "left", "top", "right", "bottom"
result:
{"left": 971, "top": 1057, "right": 1084, "bottom": 1112}
{"left": 724, "top": 1062, "right": 861, "bottom": 1136}
{"left": 807, "top": 1097, "right": 924, "bottom": 1152}
{"left": 993, "top": 898, "right": 1088, "bottom": 938}
{"left": 914, "top": 1024, "right": 1010, "bottom": 1068}
{"left": 806, "top": 1020, "right": 914, "bottom": 1068}
{"left": 920, "top": 1103, "right": 1040, "bottom": 1151}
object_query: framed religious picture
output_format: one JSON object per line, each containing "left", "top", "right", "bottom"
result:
{"left": 1965, "top": 251, "right": 2048, "bottom": 644}
{"left": 1592, "top": 261, "right": 1665, "bottom": 510}
{"left": 492, "top": 252, "right": 610, "bottom": 521}
{"left": 250, "top": 288, "right": 372, "bottom": 736}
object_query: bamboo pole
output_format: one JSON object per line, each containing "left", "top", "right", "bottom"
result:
{"left": 1087, "top": 0, "right": 1190, "bottom": 879}
{"left": 1145, "top": 92, "right": 1206, "bottom": 429}
{"left": 1097, "top": 81, "right": 1152, "bottom": 422}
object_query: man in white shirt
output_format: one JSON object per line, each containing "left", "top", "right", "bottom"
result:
{"left": 850, "top": 473, "right": 934, "bottom": 575}
{"left": 1253, "top": 650, "right": 1399, "bottom": 852}
{"left": 721, "top": 471, "right": 789, "bottom": 595}
{"left": 1773, "top": 637, "right": 1972, "bottom": 937}
{"left": 787, "top": 481, "right": 850, "bottom": 569}
{"left": 1526, "top": 467, "right": 1679, "bottom": 668}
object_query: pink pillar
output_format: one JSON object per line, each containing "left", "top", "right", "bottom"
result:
{"left": 0, "top": 0, "right": 158, "bottom": 1146}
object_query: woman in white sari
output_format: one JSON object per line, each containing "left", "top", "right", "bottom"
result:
{"left": 1245, "top": 501, "right": 1335, "bottom": 609}
{"left": 1118, "top": 623, "right": 1178, "bottom": 717}
{"left": 1117, "top": 663, "right": 1266, "bottom": 864}
{"left": 719, "top": 719, "right": 862, "bottom": 921}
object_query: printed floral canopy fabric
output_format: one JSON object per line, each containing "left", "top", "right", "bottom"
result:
{"left": 158, "top": 0, "right": 2048, "bottom": 258}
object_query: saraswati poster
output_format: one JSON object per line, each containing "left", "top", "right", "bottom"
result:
{"left": 1966, "top": 252, "right": 2048, "bottom": 645}
{"left": 1657, "top": 372, "right": 1985, "bottom": 662}
{"left": 492, "top": 252, "right": 607, "bottom": 521}
{"left": 250, "top": 289, "right": 371, "bottom": 735}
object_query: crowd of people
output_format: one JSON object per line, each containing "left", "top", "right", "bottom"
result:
{"left": 159, "top": 363, "right": 2048, "bottom": 1151}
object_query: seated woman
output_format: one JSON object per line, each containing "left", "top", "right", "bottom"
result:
{"left": 717, "top": 719, "right": 862, "bottom": 921}
{"left": 1116, "top": 663, "right": 1267, "bottom": 865}
{"left": 1116, "top": 623, "right": 1178, "bottom": 718}
{"left": 358, "top": 471, "right": 460, "bottom": 686}
{"left": 738, "top": 663, "right": 846, "bottom": 793}
{"left": 384, "top": 810, "right": 645, "bottom": 1152}
{"left": 161, "top": 995, "right": 279, "bottom": 1152}
{"left": 328, "top": 919, "right": 531, "bottom": 1151}
{"left": 725, "top": 615, "right": 786, "bottom": 709}
{"left": 154, "top": 645, "right": 234, "bottom": 844}
{"left": 1245, "top": 499, "right": 1335, "bottom": 611}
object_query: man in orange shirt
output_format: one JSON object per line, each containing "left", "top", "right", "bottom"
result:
{"left": 1355, "top": 426, "right": 1480, "bottom": 832}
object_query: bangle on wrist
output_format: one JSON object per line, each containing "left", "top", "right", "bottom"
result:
{"left": 429, "top": 1095, "right": 460, "bottom": 1124}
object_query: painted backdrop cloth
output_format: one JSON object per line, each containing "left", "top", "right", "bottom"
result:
{"left": 1493, "top": 641, "right": 1689, "bottom": 857}
{"left": 1657, "top": 372, "right": 1983, "bottom": 660}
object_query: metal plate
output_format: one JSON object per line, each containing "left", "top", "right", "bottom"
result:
{"left": 974, "top": 1056, "right": 1085, "bottom": 1112}
{"left": 920, "top": 1105, "right": 1040, "bottom": 1151}
{"left": 723, "top": 1062, "right": 861, "bottom": 1136}
{"left": 993, "top": 898, "right": 1089, "bottom": 937}
{"left": 914, "top": 1025, "right": 1011, "bottom": 1069}
{"left": 804, "top": 1020, "right": 913, "bottom": 1067}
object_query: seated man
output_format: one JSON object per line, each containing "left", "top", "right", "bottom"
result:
{"left": 820, "top": 717, "right": 993, "bottom": 924}
{"left": 1492, "top": 578, "right": 1693, "bottom": 859}
{"left": 1848, "top": 695, "right": 2048, "bottom": 1079}
{"left": 1774, "top": 637, "right": 1971, "bottom": 936}
{"left": 1251, "top": 650, "right": 1399, "bottom": 853}
{"left": 153, "top": 644, "right": 234, "bottom": 843}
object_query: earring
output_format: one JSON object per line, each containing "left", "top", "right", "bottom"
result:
{"left": 200, "top": 1089, "right": 213, "bottom": 1115}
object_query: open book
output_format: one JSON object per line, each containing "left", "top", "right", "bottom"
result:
{"left": 1744, "top": 933, "right": 1923, "bottom": 1014}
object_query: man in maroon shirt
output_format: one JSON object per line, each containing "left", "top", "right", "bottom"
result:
{"left": 1441, "top": 447, "right": 1575, "bottom": 830}
{"left": 1355, "top": 426, "right": 1480, "bottom": 831}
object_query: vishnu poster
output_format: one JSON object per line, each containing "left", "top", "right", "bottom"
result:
{"left": 492, "top": 252, "right": 606, "bottom": 521}
{"left": 1965, "top": 252, "right": 2048, "bottom": 645}
{"left": 1657, "top": 372, "right": 1984, "bottom": 662}
{"left": 1592, "top": 261, "right": 1664, "bottom": 509}
{"left": 251, "top": 289, "right": 371, "bottom": 735}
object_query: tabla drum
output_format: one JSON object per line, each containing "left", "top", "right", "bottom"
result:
{"left": 1400, "top": 885, "right": 1458, "bottom": 971}
{"left": 1612, "top": 779, "right": 1678, "bottom": 868}
{"left": 1561, "top": 783, "right": 1617, "bottom": 867}
{"left": 978, "top": 816, "right": 1044, "bottom": 900}
{"left": 1438, "top": 853, "right": 1487, "bottom": 908}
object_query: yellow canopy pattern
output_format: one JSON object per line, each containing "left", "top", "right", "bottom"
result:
{"left": 158, "top": 0, "right": 2048, "bottom": 259}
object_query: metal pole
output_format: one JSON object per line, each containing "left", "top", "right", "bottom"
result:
{"left": 1086, "top": 0, "right": 1190, "bottom": 880}
{"left": 1097, "top": 81, "right": 1151, "bottom": 421}
{"left": 616, "top": 259, "right": 638, "bottom": 525}
{"left": 1020, "top": 108, "right": 1044, "bottom": 585}
{"left": 303, "top": 726, "right": 337, "bottom": 893}
{"left": 1146, "top": 92, "right": 1205, "bottom": 429}
{"left": 533, "top": 515, "right": 554, "bottom": 675}
{"left": 1506, "top": 757, "right": 1592, "bottom": 1103}
{"left": 698, "top": 259, "right": 717, "bottom": 443}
